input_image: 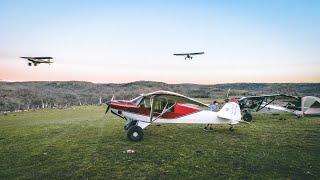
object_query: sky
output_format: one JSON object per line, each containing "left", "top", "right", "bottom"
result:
{"left": 0, "top": 0, "right": 319, "bottom": 84}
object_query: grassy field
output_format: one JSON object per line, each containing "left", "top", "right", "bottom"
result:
{"left": 0, "top": 106, "right": 319, "bottom": 179}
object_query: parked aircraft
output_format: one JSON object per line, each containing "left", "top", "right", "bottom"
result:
{"left": 105, "top": 91, "right": 248, "bottom": 141}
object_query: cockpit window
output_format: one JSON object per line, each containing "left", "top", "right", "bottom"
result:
{"left": 136, "top": 96, "right": 175, "bottom": 112}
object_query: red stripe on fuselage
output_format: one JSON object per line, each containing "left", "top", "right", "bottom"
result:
{"left": 110, "top": 101, "right": 200, "bottom": 119}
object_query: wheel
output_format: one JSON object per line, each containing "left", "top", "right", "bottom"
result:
{"left": 229, "top": 126, "right": 234, "bottom": 131}
{"left": 28, "top": 62, "right": 32, "bottom": 66}
{"left": 127, "top": 125, "right": 144, "bottom": 142}
{"left": 242, "top": 112, "right": 253, "bottom": 122}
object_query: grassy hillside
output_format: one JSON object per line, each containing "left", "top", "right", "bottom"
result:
{"left": 0, "top": 106, "right": 319, "bottom": 179}
{"left": 1, "top": 81, "right": 320, "bottom": 112}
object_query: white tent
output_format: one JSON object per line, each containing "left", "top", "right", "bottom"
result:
{"left": 301, "top": 96, "right": 320, "bottom": 116}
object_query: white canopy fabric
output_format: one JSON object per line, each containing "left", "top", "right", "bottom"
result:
{"left": 301, "top": 96, "right": 320, "bottom": 116}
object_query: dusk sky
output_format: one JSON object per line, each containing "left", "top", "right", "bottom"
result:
{"left": 0, "top": 0, "right": 319, "bottom": 84}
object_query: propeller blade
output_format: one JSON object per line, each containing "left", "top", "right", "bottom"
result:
{"left": 105, "top": 104, "right": 111, "bottom": 114}
{"left": 105, "top": 95, "right": 114, "bottom": 115}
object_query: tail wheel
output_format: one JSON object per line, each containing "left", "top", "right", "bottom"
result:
{"left": 127, "top": 125, "right": 144, "bottom": 142}
{"left": 243, "top": 112, "right": 253, "bottom": 122}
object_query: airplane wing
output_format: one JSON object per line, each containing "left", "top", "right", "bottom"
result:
{"left": 263, "top": 104, "right": 294, "bottom": 113}
{"left": 238, "top": 94, "right": 299, "bottom": 112}
{"left": 145, "top": 91, "right": 208, "bottom": 108}
{"left": 20, "top": 57, "right": 53, "bottom": 64}
{"left": 20, "top": 57, "right": 36, "bottom": 62}
{"left": 20, "top": 57, "right": 32, "bottom": 59}
{"left": 173, "top": 53, "right": 189, "bottom": 56}
{"left": 248, "top": 94, "right": 297, "bottom": 99}
{"left": 20, "top": 57, "right": 53, "bottom": 60}
{"left": 155, "top": 94, "right": 208, "bottom": 108}
{"left": 173, "top": 52, "right": 204, "bottom": 56}
{"left": 189, "top": 52, "right": 204, "bottom": 55}
{"left": 33, "top": 57, "right": 53, "bottom": 59}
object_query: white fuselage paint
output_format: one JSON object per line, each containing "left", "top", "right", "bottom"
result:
{"left": 111, "top": 102, "right": 242, "bottom": 129}
{"left": 303, "top": 108, "right": 320, "bottom": 115}
{"left": 111, "top": 109, "right": 239, "bottom": 125}
{"left": 264, "top": 104, "right": 320, "bottom": 116}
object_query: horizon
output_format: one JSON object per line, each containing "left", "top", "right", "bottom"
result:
{"left": 1, "top": 79, "right": 320, "bottom": 85}
{"left": 1, "top": 0, "right": 319, "bottom": 84}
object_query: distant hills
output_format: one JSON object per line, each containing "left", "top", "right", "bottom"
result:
{"left": 1, "top": 81, "right": 320, "bottom": 112}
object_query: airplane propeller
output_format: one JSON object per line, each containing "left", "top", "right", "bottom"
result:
{"left": 105, "top": 95, "right": 114, "bottom": 114}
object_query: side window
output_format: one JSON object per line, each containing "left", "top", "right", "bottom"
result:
{"left": 153, "top": 99, "right": 162, "bottom": 112}
{"left": 167, "top": 101, "right": 175, "bottom": 112}
{"left": 153, "top": 98, "right": 175, "bottom": 113}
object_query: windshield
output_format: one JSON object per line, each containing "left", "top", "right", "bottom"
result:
{"left": 131, "top": 95, "right": 144, "bottom": 105}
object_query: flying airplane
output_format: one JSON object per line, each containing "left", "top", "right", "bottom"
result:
{"left": 20, "top": 57, "right": 53, "bottom": 66}
{"left": 173, "top": 52, "right": 204, "bottom": 60}
{"left": 105, "top": 91, "right": 248, "bottom": 142}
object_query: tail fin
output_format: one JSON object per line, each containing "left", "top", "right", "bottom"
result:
{"left": 217, "top": 102, "right": 241, "bottom": 123}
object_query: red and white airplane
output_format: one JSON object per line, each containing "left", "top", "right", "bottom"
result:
{"left": 105, "top": 91, "right": 246, "bottom": 141}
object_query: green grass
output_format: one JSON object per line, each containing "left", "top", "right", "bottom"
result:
{"left": 0, "top": 106, "right": 319, "bottom": 179}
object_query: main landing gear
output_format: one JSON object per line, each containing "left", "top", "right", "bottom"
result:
{"left": 127, "top": 125, "right": 144, "bottom": 142}
{"left": 124, "top": 120, "right": 144, "bottom": 142}
{"left": 242, "top": 110, "right": 253, "bottom": 122}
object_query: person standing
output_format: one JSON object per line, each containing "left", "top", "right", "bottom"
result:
{"left": 204, "top": 101, "right": 219, "bottom": 131}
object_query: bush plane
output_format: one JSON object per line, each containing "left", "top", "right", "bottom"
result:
{"left": 236, "top": 94, "right": 320, "bottom": 121}
{"left": 20, "top": 57, "right": 53, "bottom": 66}
{"left": 173, "top": 52, "right": 204, "bottom": 60}
{"left": 105, "top": 91, "right": 248, "bottom": 142}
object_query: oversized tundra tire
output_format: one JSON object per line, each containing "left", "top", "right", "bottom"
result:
{"left": 127, "top": 125, "right": 144, "bottom": 142}
{"left": 243, "top": 112, "right": 253, "bottom": 122}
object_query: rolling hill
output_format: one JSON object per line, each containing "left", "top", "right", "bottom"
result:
{"left": 1, "top": 81, "right": 320, "bottom": 112}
